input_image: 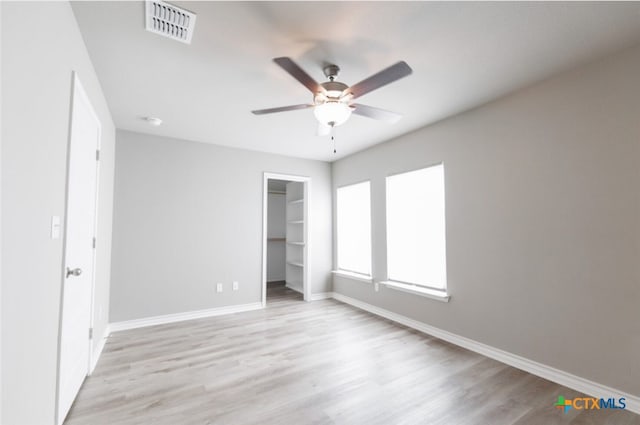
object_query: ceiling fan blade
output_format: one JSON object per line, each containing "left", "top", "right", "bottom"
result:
{"left": 316, "top": 123, "right": 332, "bottom": 137}
{"left": 273, "top": 57, "right": 322, "bottom": 94}
{"left": 251, "top": 104, "right": 313, "bottom": 115}
{"left": 346, "top": 61, "right": 412, "bottom": 99}
{"left": 351, "top": 103, "right": 403, "bottom": 123}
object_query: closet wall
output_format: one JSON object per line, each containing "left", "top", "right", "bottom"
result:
{"left": 266, "top": 185, "right": 286, "bottom": 282}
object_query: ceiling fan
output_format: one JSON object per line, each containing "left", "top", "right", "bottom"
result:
{"left": 252, "top": 57, "right": 413, "bottom": 135}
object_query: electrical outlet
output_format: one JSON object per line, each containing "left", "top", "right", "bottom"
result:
{"left": 216, "top": 283, "right": 223, "bottom": 293}
{"left": 374, "top": 282, "right": 380, "bottom": 292}
{"left": 232, "top": 281, "right": 239, "bottom": 291}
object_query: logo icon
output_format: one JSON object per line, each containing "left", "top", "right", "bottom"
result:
{"left": 555, "top": 396, "right": 572, "bottom": 413}
{"left": 554, "top": 395, "right": 626, "bottom": 413}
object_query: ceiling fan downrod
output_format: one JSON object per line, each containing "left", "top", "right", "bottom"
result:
{"left": 323, "top": 64, "right": 340, "bottom": 82}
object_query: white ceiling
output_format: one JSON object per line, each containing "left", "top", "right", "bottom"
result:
{"left": 71, "top": 1, "right": 640, "bottom": 162}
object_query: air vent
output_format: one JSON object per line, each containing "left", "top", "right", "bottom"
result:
{"left": 145, "top": 1, "right": 196, "bottom": 44}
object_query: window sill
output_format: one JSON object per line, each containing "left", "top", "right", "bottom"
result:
{"left": 332, "top": 270, "right": 374, "bottom": 284}
{"left": 379, "top": 281, "right": 450, "bottom": 302}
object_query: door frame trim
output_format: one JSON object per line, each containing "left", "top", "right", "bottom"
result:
{"left": 262, "top": 172, "right": 311, "bottom": 305}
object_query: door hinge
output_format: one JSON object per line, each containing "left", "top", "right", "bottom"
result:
{"left": 92, "top": 237, "right": 97, "bottom": 249}
{"left": 96, "top": 149, "right": 100, "bottom": 161}
{"left": 89, "top": 327, "right": 94, "bottom": 339}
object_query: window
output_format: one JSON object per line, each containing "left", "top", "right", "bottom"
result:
{"left": 337, "top": 181, "right": 372, "bottom": 276}
{"left": 386, "top": 164, "right": 447, "bottom": 291}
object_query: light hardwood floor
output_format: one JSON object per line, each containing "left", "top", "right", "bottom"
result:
{"left": 65, "top": 283, "right": 640, "bottom": 425}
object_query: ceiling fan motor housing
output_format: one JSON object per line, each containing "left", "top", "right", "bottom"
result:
{"left": 316, "top": 81, "right": 350, "bottom": 104}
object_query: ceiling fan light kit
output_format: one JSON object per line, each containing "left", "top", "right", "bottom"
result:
{"left": 313, "top": 102, "right": 353, "bottom": 127}
{"left": 312, "top": 70, "right": 354, "bottom": 127}
{"left": 252, "top": 57, "right": 412, "bottom": 138}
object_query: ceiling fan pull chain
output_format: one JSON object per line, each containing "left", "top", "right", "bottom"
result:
{"left": 332, "top": 134, "right": 337, "bottom": 154}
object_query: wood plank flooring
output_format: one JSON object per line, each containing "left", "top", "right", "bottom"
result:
{"left": 65, "top": 283, "right": 640, "bottom": 425}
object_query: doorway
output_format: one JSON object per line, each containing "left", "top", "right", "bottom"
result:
{"left": 262, "top": 173, "right": 310, "bottom": 305}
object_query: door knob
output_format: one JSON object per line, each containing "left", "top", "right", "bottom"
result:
{"left": 66, "top": 267, "right": 82, "bottom": 278}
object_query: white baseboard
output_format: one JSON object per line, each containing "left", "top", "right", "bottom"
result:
{"left": 109, "top": 302, "right": 264, "bottom": 333}
{"left": 331, "top": 293, "right": 639, "bottom": 414}
{"left": 309, "top": 292, "right": 334, "bottom": 301}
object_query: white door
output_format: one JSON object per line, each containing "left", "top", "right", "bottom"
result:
{"left": 58, "top": 73, "right": 100, "bottom": 425}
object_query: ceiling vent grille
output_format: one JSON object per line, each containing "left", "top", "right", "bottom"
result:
{"left": 145, "top": 1, "right": 196, "bottom": 44}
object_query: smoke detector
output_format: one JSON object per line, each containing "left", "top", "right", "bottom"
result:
{"left": 145, "top": 1, "right": 196, "bottom": 44}
{"left": 144, "top": 116, "right": 163, "bottom": 126}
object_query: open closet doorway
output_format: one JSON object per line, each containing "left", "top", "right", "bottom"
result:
{"left": 262, "top": 173, "right": 311, "bottom": 305}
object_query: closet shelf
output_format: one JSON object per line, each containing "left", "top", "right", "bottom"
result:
{"left": 286, "top": 261, "right": 304, "bottom": 267}
{"left": 287, "top": 241, "right": 305, "bottom": 246}
{"left": 288, "top": 220, "right": 304, "bottom": 224}
{"left": 288, "top": 199, "right": 304, "bottom": 205}
{"left": 268, "top": 238, "right": 286, "bottom": 241}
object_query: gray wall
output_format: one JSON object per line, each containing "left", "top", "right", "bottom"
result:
{"left": 110, "top": 131, "right": 332, "bottom": 322}
{"left": 0, "top": 3, "right": 3, "bottom": 419}
{"left": 332, "top": 45, "right": 640, "bottom": 396}
{"left": 1, "top": 2, "right": 116, "bottom": 424}
{"left": 0, "top": 2, "right": 4, "bottom": 422}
